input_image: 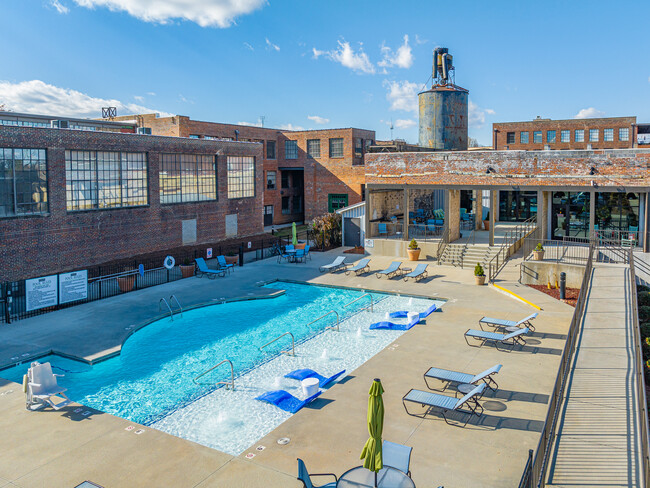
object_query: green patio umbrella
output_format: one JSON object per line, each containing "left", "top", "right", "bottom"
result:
{"left": 360, "top": 378, "right": 384, "bottom": 487}
{"left": 292, "top": 222, "right": 298, "bottom": 246}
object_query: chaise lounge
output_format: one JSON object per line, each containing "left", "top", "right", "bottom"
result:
{"left": 345, "top": 258, "right": 371, "bottom": 276}
{"left": 195, "top": 258, "right": 227, "bottom": 279}
{"left": 403, "top": 263, "right": 428, "bottom": 282}
{"left": 479, "top": 312, "right": 537, "bottom": 332}
{"left": 402, "top": 383, "right": 486, "bottom": 426}
{"left": 424, "top": 364, "right": 502, "bottom": 392}
{"left": 319, "top": 256, "right": 347, "bottom": 273}
{"left": 376, "top": 261, "right": 402, "bottom": 279}
{"left": 464, "top": 327, "right": 529, "bottom": 351}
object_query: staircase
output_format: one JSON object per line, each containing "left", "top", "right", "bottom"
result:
{"left": 438, "top": 243, "right": 499, "bottom": 268}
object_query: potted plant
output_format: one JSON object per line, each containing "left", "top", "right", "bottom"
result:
{"left": 117, "top": 267, "right": 136, "bottom": 292}
{"left": 533, "top": 243, "right": 545, "bottom": 261}
{"left": 225, "top": 251, "right": 239, "bottom": 265}
{"left": 407, "top": 238, "right": 421, "bottom": 261}
{"left": 483, "top": 211, "right": 490, "bottom": 231}
{"left": 179, "top": 258, "right": 195, "bottom": 278}
{"left": 474, "top": 262, "right": 486, "bottom": 286}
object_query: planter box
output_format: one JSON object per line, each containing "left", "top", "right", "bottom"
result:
{"left": 407, "top": 248, "right": 421, "bottom": 261}
{"left": 475, "top": 275, "right": 486, "bottom": 286}
{"left": 483, "top": 220, "right": 490, "bottom": 231}
{"left": 117, "top": 275, "right": 135, "bottom": 293}
{"left": 225, "top": 255, "right": 239, "bottom": 265}
{"left": 180, "top": 265, "right": 195, "bottom": 278}
{"left": 533, "top": 250, "right": 545, "bottom": 261}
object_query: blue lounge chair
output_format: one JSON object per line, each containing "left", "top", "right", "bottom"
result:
{"left": 402, "top": 383, "right": 486, "bottom": 426}
{"left": 284, "top": 369, "right": 346, "bottom": 388}
{"left": 464, "top": 327, "right": 529, "bottom": 351}
{"left": 376, "top": 261, "right": 402, "bottom": 279}
{"left": 389, "top": 303, "right": 438, "bottom": 322}
{"left": 369, "top": 313, "right": 420, "bottom": 331}
{"left": 195, "top": 258, "right": 226, "bottom": 279}
{"left": 378, "top": 223, "right": 388, "bottom": 236}
{"left": 297, "top": 458, "right": 337, "bottom": 488}
{"left": 319, "top": 256, "right": 346, "bottom": 273}
{"left": 217, "top": 255, "right": 235, "bottom": 273}
{"left": 424, "top": 364, "right": 502, "bottom": 392}
{"left": 255, "top": 390, "right": 322, "bottom": 413}
{"left": 345, "top": 258, "right": 370, "bottom": 276}
{"left": 382, "top": 440, "right": 412, "bottom": 477}
{"left": 403, "top": 263, "right": 428, "bottom": 282}
{"left": 479, "top": 312, "right": 537, "bottom": 332}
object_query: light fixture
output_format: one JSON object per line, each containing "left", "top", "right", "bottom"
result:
{"left": 589, "top": 167, "right": 597, "bottom": 175}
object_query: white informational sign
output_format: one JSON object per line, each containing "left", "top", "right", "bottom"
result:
{"left": 206, "top": 248, "right": 213, "bottom": 258}
{"left": 364, "top": 239, "right": 375, "bottom": 248}
{"left": 25, "top": 275, "right": 58, "bottom": 312}
{"left": 58, "top": 270, "right": 88, "bottom": 305}
{"left": 247, "top": 241, "right": 252, "bottom": 249}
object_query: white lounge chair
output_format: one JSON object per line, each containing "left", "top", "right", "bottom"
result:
{"left": 479, "top": 312, "right": 537, "bottom": 332}
{"left": 25, "top": 362, "right": 73, "bottom": 411}
{"left": 319, "top": 256, "right": 346, "bottom": 273}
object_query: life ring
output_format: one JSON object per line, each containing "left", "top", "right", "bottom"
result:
{"left": 163, "top": 256, "right": 176, "bottom": 269}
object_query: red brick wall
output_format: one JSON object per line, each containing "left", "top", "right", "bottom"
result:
{"left": 0, "top": 126, "right": 263, "bottom": 281}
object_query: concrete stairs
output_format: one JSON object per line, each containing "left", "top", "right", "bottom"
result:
{"left": 438, "top": 243, "right": 499, "bottom": 268}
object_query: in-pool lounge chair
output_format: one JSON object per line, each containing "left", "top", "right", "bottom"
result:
{"left": 402, "top": 383, "right": 486, "bottom": 426}
{"left": 319, "top": 256, "right": 346, "bottom": 273}
{"left": 255, "top": 390, "right": 321, "bottom": 413}
{"left": 345, "top": 258, "right": 371, "bottom": 276}
{"left": 217, "top": 255, "right": 235, "bottom": 273}
{"left": 464, "top": 327, "right": 529, "bottom": 351}
{"left": 25, "top": 362, "right": 73, "bottom": 411}
{"left": 284, "top": 369, "right": 346, "bottom": 388}
{"left": 376, "top": 261, "right": 402, "bottom": 279}
{"left": 479, "top": 312, "right": 537, "bottom": 332}
{"left": 403, "top": 263, "right": 428, "bottom": 282}
{"left": 370, "top": 313, "right": 420, "bottom": 331}
{"left": 424, "top": 364, "right": 502, "bottom": 392}
{"left": 195, "top": 258, "right": 226, "bottom": 279}
{"left": 389, "top": 303, "right": 438, "bottom": 322}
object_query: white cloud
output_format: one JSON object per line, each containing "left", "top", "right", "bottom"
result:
{"left": 265, "top": 38, "right": 280, "bottom": 51}
{"left": 312, "top": 40, "right": 375, "bottom": 74}
{"left": 243, "top": 42, "right": 254, "bottom": 51}
{"left": 415, "top": 34, "right": 428, "bottom": 45}
{"left": 133, "top": 95, "right": 144, "bottom": 102}
{"left": 237, "top": 120, "right": 262, "bottom": 127}
{"left": 178, "top": 94, "right": 193, "bottom": 104}
{"left": 307, "top": 115, "right": 329, "bottom": 125}
{"left": 378, "top": 35, "right": 413, "bottom": 69}
{"left": 0, "top": 80, "right": 171, "bottom": 117}
{"left": 468, "top": 100, "right": 492, "bottom": 128}
{"left": 147, "top": 91, "right": 156, "bottom": 96}
{"left": 279, "top": 123, "right": 307, "bottom": 131}
{"left": 485, "top": 108, "right": 496, "bottom": 115}
{"left": 71, "top": 0, "right": 266, "bottom": 28}
{"left": 574, "top": 107, "right": 606, "bottom": 119}
{"left": 394, "top": 118, "right": 416, "bottom": 129}
{"left": 51, "top": 0, "right": 69, "bottom": 14}
{"left": 383, "top": 80, "right": 420, "bottom": 112}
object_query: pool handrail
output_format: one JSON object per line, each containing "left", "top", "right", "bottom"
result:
{"left": 169, "top": 295, "right": 183, "bottom": 318}
{"left": 307, "top": 310, "right": 340, "bottom": 332}
{"left": 260, "top": 332, "right": 295, "bottom": 356}
{"left": 159, "top": 298, "right": 173, "bottom": 321}
{"left": 343, "top": 293, "right": 374, "bottom": 312}
{"left": 193, "top": 359, "right": 235, "bottom": 390}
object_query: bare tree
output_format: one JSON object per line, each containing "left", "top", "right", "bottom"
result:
{"left": 468, "top": 137, "right": 480, "bottom": 148}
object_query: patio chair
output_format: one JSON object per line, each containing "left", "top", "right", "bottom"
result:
{"left": 216, "top": 255, "right": 235, "bottom": 273}
{"left": 294, "top": 248, "right": 306, "bottom": 263}
{"left": 403, "top": 263, "right": 428, "bottom": 282}
{"left": 402, "top": 383, "right": 486, "bottom": 426}
{"left": 297, "top": 458, "right": 337, "bottom": 488}
{"left": 376, "top": 261, "right": 402, "bottom": 279}
{"left": 479, "top": 312, "right": 537, "bottom": 332}
{"left": 378, "top": 223, "right": 388, "bottom": 236}
{"left": 622, "top": 226, "right": 638, "bottom": 248}
{"left": 319, "top": 256, "right": 346, "bottom": 273}
{"left": 304, "top": 244, "right": 312, "bottom": 260}
{"left": 345, "top": 258, "right": 371, "bottom": 276}
{"left": 424, "top": 364, "right": 502, "bottom": 392}
{"left": 382, "top": 440, "right": 412, "bottom": 477}
{"left": 25, "top": 362, "right": 73, "bottom": 411}
{"left": 195, "top": 258, "right": 226, "bottom": 279}
{"left": 464, "top": 327, "right": 529, "bottom": 351}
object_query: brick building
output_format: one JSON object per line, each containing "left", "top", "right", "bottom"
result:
{"left": 111, "top": 113, "right": 375, "bottom": 226}
{"left": 0, "top": 125, "right": 263, "bottom": 281}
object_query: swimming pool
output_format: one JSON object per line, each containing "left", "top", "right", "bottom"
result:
{"left": 0, "top": 281, "right": 443, "bottom": 455}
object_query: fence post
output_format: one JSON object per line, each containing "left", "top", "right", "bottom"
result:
{"left": 5, "top": 286, "right": 12, "bottom": 324}
{"left": 98, "top": 266, "right": 103, "bottom": 299}
{"left": 322, "top": 230, "right": 325, "bottom": 251}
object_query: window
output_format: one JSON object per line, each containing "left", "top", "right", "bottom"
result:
{"left": 520, "top": 131, "right": 529, "bottom": 144}
{"left": 546, "top": 130, "right": 556, "bottom": 143}
{"left": 561, "top": 130, "right": 570, "bottom": 143}
{"left": 0, "top": 148, "right": 48, "bottom": 217}
{"left": 189, "top": 134, "right": 200, "bottom": 139}
{"left": 506, "top": 132, "right": 515, "bottom": 144}
{"left": 329, "top": 138, "right": 344, "bottom": 158}
{"left": 266, "top": 140, "right": 276, "bottom": 159}
{"left": 619, "top": 128, "right": 630, "bottom": 141}
{"left": 575, "top": 129, "right": 584, "bottom": 142}
{"left": 266, "top": 171, "right": 276, "bottom": 190}
{"left": 603, "top": 128, "right": 614, "bottom": 142}
{"left": 285, "top": 140, "right": 298, "bottom": 159}
{"left": 227, "top": 156, "right": 255, "bottom": 199}
{"left": 281, "top": 172, "right": 289, "bottom": 189}
{"left": 355, "top": 137, "right": 364, "bottom": 157}
{"left": 361, "top": 184, "right": 366, "bottom": 201}
{"left": 533, "top": 131, "right": 542, "bottom": 144}
{"left": 307, "top": 139, "right": 321, "bottom": 158}
{"left": 159, "top": 153, "right": 215, "bottom": 204}
{"left": 328, "top": 193, "right": 348, "bottom": 212}
{"left": 292, "top": 195, "right": 302, "bottom": 213}
{"left": 365, "top": 139, "right": 374, "bottom": 150}
{"left": 67, "top": 150, "right": 148, "bottom": 211}
{"left": 589, "top": 129, "right": 599, "bottom": 142}
{"left": 281, "top": 196, "right": 290, "bottom": 214}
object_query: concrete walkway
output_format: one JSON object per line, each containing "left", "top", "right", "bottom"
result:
{"left": 547, "top": 264, "right": 643, "bottom": 487}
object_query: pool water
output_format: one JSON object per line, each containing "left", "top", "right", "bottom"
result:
{"left": 0, "top": 281, "right": 443, "bottom": 455}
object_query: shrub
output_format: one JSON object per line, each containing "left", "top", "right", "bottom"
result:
{"left": 311, "top": 212, "right": 342, "bottom": 249}
{"left": 639, "top": 306, "right": 650, "bottom": 322}
{"left": 638, "top": 291, "right": 650, "bottom": 308}
{"left": 182, "top": 258, "right": 191, "bottom": 266}
{"left": 474, "top": 263, "right": 485, "bottom": 277}
{"left": 535, "top": 243, "right": 544, "bottom": 251}
{"left": 408, "top": 239, "right": 419, "bottom": 250}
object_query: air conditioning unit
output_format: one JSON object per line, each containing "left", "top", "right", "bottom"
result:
{"left": 137, "top": 127, "right": 152, "bottom": 135}
{"left": 51, "top": 120, "right": 69, "bottom": 129}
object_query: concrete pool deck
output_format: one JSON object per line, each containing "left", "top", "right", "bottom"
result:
{"left": 0, "top": 250, "right": 574, "bottom": 487}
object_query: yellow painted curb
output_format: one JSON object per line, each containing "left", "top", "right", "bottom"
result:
{"left": 491, "top": 283, "right": 542, "bottom": 310}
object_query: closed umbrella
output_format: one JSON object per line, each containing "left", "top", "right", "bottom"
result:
{"left": 360, "top": 378, "right": 384, "bottom": 487}
{"left": 292, "top": 222, "right": 298, "bottom": 246}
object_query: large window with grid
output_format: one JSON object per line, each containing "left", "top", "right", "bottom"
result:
{"left": 619, "top": 128, "right": 630, "bottom": 141}
{"left": 561, "top": 130, "right": 570, "bottom": 143}
{"left": 66, "top": 150, "right": 147, "bottom": 211}
{"left": 547, "top": 130, "right": 556, "bottom": 143}
{"left": 506, "top": 132, "right": 515, "bottom": 144}
{"left": 533, "top": 131, "right": 542, "bottom": 144}
{"left": 0, "top": 148, "right": 48, "bottom": 218}
{"left": 307, "top": 139, "right": 321, "bottom": 158}
{"left": 266, "top": 140, "right": 276, "bottom": 159}
{"left": 329, "top": 138, "right": 344, "bottom": 158}
{"left": 589, "top": 129, "right": 599, "bottom": 142}
{"left": 285, "top": 140, "right": 298, "bottom": 159}
{"left": 159, "top": 154, "right": 215, "bottom": 204}
{"left": 603, "top": 128, "right": 614, "bottom": 142}
{"left": 227, "top": 156, "right": 255, "bottom": 199}
{"left": 520, "top": 131, "right": 529, "bottom": 144}
{"left": 575, "top": 129, "right": 584, "bottom": 142}
{"left": 355, "top": 137, "right": 364, "bottom": 157}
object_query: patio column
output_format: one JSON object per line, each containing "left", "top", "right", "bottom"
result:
{"left": 472, "top": 190, "right": 481, "bottom": 230}
{"left": 403, "top": 187, "right": 410, "bottom": 240}
{"left": 589, "top": 190, "right": 596, "bottom": 241}
{"left": 365, "top": 190, "right": 372, "bottom": 238}
{"left": 537, "top": 190, "right": 549, "bottom": 240}
{"left": 447, "top": 189, "right": 461, "bottom": 242}
{"left": 489, "top": 189, "right": 497, "bottom": 246}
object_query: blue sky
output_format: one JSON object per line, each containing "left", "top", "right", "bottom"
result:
{"left": 0, "top": 0, "right": 648, "bottom": 145}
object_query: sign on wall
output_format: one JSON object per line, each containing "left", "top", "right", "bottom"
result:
{"left": 364, "top": 239, "right": 374, "bottom": 248}
{"left": 207, "top": 248, "right": 213, "bottom": 258}
{"left": 59, "top": 270, "right": 88, "bottom": 305}
{"left": 25, "top": 275, "right": 58, "bottom": 312}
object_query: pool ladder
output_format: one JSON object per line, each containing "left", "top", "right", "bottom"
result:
{"left": 343, "top": 293, "right": 374, "bottom": 313}
{"left": 307, "top": 310, "right": 340, "bottom": 332}
{"left": 193, "top": 359, "right": 235, "bottom": 390}
{"left": 260, "top": 332, "right": 295, "bottom": 356}
{"left": 159, "top": 295, "right": 183, "bottom": 321}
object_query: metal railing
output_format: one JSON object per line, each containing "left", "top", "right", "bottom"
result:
{"left": 408, "top": 223, "right": 445, "bottom": 242}
{"left": 518, "top": 243, "right": 594, "bottom": 487}
{"left": 436, "top": 225, "right": 450, "bottom": 265}
{"left": 169, "top": 295, "right": 183, "bottom": 318}
{"left": 306, "top": 310, "right": 340, "bottom": 332}
{"left": 459, "top": 227, "right": 476, "bottom": 269}
{"left": 487, "top": 215, "right": 537, "bottom": 281}
{"left": 343, "top": 293, "right": 374, "bottom": 313}
{"left": 159, "top": 298, "right": 173, "bottom": 320}
{"left": 260, "top": 331, "right": 295, "bottom": 356}
{"left": 193, "top": 359, "right": 235, "bottom": 390}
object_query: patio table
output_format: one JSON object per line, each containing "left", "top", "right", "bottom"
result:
{"left": 337, "top": 466, "right": 415, "bottom": 488}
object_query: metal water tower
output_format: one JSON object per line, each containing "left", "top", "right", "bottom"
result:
{"left": 418, "top": 48, "right": 468, "bottom": 150}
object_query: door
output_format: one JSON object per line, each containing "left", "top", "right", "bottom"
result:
{"left": 263, "top": 205, "right": 274, "bottom": 226}
{"left": 344, "top": 218, "right": 361, "bottom": 247}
